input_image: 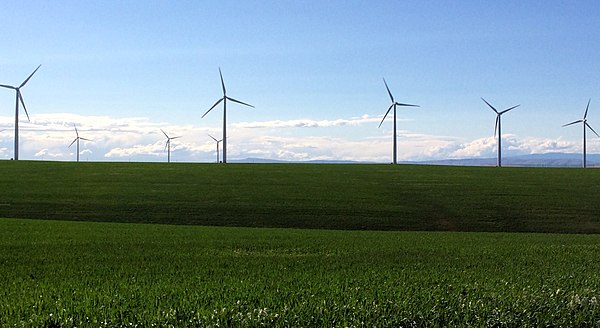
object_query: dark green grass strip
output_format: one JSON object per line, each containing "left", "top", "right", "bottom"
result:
{"left": 1, "top": 218, "right": 599, "bottom": 327}
{"left": 0, "top": 161, "right": 599, "bottom": 233}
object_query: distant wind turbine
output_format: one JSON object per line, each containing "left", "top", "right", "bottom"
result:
{"left": 68, "top": 125, "right": 91, "bottom": 162}
{"left": 208, "top": 134, "right": 223, "bottom": 163}
{"left": 161, "top": 129, "right": 180, "bottom": 163}
{"left": 562, "top": 99, "right": 599, "bottom": 168}
{"left": 202, "top": 68, "right": 254, "bottom": 164}
{"left": 378, "top": 78, "right": 419, "bottom": 164}
{"left": 0, "top": 65, "right": 41, "bottom": 160}
{"left": 481, "top": 98, "right": 519, "bottom": 167}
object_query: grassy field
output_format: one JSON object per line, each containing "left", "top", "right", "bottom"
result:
{"left": 0, "top": 161, "right": 599, "bottom": 233}
{"left": 1, "top": 161, "right": 599, "bottom": 326}
{"left": 1, "top": 218, "right": 599, "bottom": 327}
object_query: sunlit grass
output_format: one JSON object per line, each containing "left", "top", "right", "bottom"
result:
{"left": 1, "top": 218, "right": 599, "bottom": 327}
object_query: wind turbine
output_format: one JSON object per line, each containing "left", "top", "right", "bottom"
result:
{"left": 378, "top": 78, "right": 419, "bottom": 164}
{"left": 481, "top": 98, "right": 519, "bottom": 167}
{"left": 563, "top": 99, "right": 599, "bottom": 168}
{"left": 0, "top": 65, "right": 41, "bottom": 160}
{"left": 161, "top": 129, "right": 180, "bottom": 163}
{"left": 202, "top": 68, "right": 254, "bottom": 164}
{"left": 208, "top": 134, "right": 223, "bottom": 163}
{"left": 68, "top": 125, "right": 91, "bottom": 162}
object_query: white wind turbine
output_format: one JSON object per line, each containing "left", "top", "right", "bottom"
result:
{"left": 0, "top": 65, "right": 41, "bottom": 160}
{"left": 481, "top": 98, "right": 520, "bottom": 167}
{"left": 378, "top": 78, "right": 419, "bottom": 164}
{"left": 161, "top": 129, "right": 180, "bottom": 163}
{"left": 208, "top": 134, "right": 223, "bottom": 163}
{"left": 68, "top": 125, "right": 91, "bottom": 162}
{"left": 202, "top": 68, "right": 254, "bottom": 164}
{"left": 563, "top": 99, "right": 599, "bottom": 168}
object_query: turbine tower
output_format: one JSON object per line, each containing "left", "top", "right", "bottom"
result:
{"left": 563, "top": 99, "right": 599, "bottom": 168}
{"left": 68, "top": 125, "right": 91, "bottom": 162}
{"left": 481, "top": 98, "right": 519, "bottom": 167}
{"left": 161, "top": 129, "right": 180, "bottom": 163}
{"left": 202, "top": 68, "right": 253, "bottom": 164}
{"left": 208, "top": 134, "right": 223, "bottom": 163}
{"left": 378, "top": 78, "right": 419, "bottom": 164}
{"left": 0, "top": 65, "right": 41, "bottom": 160}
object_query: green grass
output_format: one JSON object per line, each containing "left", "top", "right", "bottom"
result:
{"left": 2, "top": 161, "right": 600, "bottom": 326}
{"left": 1, "top": 218, "right": 599, "bottom": 327}
{"left": 0, "top": 161, "right": 599, "bottom": 233}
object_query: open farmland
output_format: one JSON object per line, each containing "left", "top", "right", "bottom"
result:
{"left": 0, "top": 161, "right": 599, "bottom": 233}
{"left": 1, "top": 218, "right": 599, "bottom": 327}
{"left": 1, "top": 161, "right": 600, "bottom": 326}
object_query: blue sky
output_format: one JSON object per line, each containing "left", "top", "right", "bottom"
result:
{"left": 1, "top": 1, "right": 599, "bottom": 162}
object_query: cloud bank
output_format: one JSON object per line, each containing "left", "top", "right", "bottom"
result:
{"left": 0, "top": 113, "right": 595, "bottom": 163}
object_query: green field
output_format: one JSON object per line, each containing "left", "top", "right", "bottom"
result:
{"left": 2, "top": 218, "right": 599, "bottom": 327}
{"left": 1, "top": 161, "right": 599, "bottom": 232}
{"left": 1, "top": 161, "right": 600, "bottom": 326}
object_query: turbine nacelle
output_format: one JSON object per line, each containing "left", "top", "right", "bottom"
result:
{"left": 379, "top": 78, "right": 419, "bottom": 128}
{"left": 563, "top": 99, "right": 600, "bottom": 136}
{"left": 481, "top": 98, "right": 519, "bottom": 137}
{"left": 208, "top": 134, "right": 222, "bottom": 143}
{"left": 69, "top": 125, "right": 92, "bottom": 147}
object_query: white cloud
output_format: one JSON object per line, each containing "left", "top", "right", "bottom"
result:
{"left": 34, "top": 148, "right": 64, "bottom": 158}
{"left": 0, "top": 113, "right": 594, "bottom": 163}
{"left": 232, "top": 115, "right": 382, "bottom": 129}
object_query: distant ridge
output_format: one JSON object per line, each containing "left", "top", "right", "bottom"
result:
{"left": 233, "top": 153, "right": 600, "bottom": 167}
{"left": 414, "top": 153, "right": 600, "bottom": 167}
{"left": 231, "top": 157, "right": 374, "bottom": 164}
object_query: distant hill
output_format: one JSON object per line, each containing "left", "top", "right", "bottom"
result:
{"left": 413, "top": 153, "right": 600, "bottom": 167}
{"left": 234, "top": 153, "right": 600, "bottom": 167}
{"left": 232, "top": 157, "right": 375, "bottom": 164}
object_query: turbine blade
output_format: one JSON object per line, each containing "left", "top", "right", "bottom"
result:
{"left": 562, "top": 120, "right": 582, "bottom": 127}
{"left": 383, "top": 78, "right": 394, "bottom": 102}
{"left": 161, "top": 129, "right": 169, "bottom": 138}
{"left": 378, "top": 104, "right": 394, "bottom": 128}
{"left": 500, "top": 104, "right": 520, "bottom": 114}
{"left": 494, "top": 115, "right": 499, "bottom": 137}
{"left": 481, "top": 98, "right": 499, "bottom": 114}
{"left": 586, "top": 122, "right": 600, "bottom": 138}
{"left": 68, "top": 139, "right": 77, "bottom": 148}
{"left": 226, "top": 96, "right": 254, "bottom": 108}
{"left": 0, "top": 84, "right": 16, "bottom": 89}
{"left": 219, "top": 67, "right": 226, "bottom": 95}
{"left": 208, "top": 134, "right": 218, "bottom": 142}
{"left": 18, "top": 91, "right": 31, "bottom": 121}
{"left": 164, "top": 140, "right": 169, "bottom": 151}
{"left": 395, "top": 102, "right": 419, "bottom": 107}
{"left": 171, "top": 136, "right": 182, "bottom": 140}
{"left": 584, "top": 99, "right": 591, "bottom": 119}
{"left": 202, "top": 98, "right": 224, "bottom": 118}
{"left": 80, "top": 137, "right": 91, "bottom": 141}
{"left": 19, "top": 64, "right": 41, "bottom": 88}
{"left": 74, "top": 125, "right": 79, "bottom": 137}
